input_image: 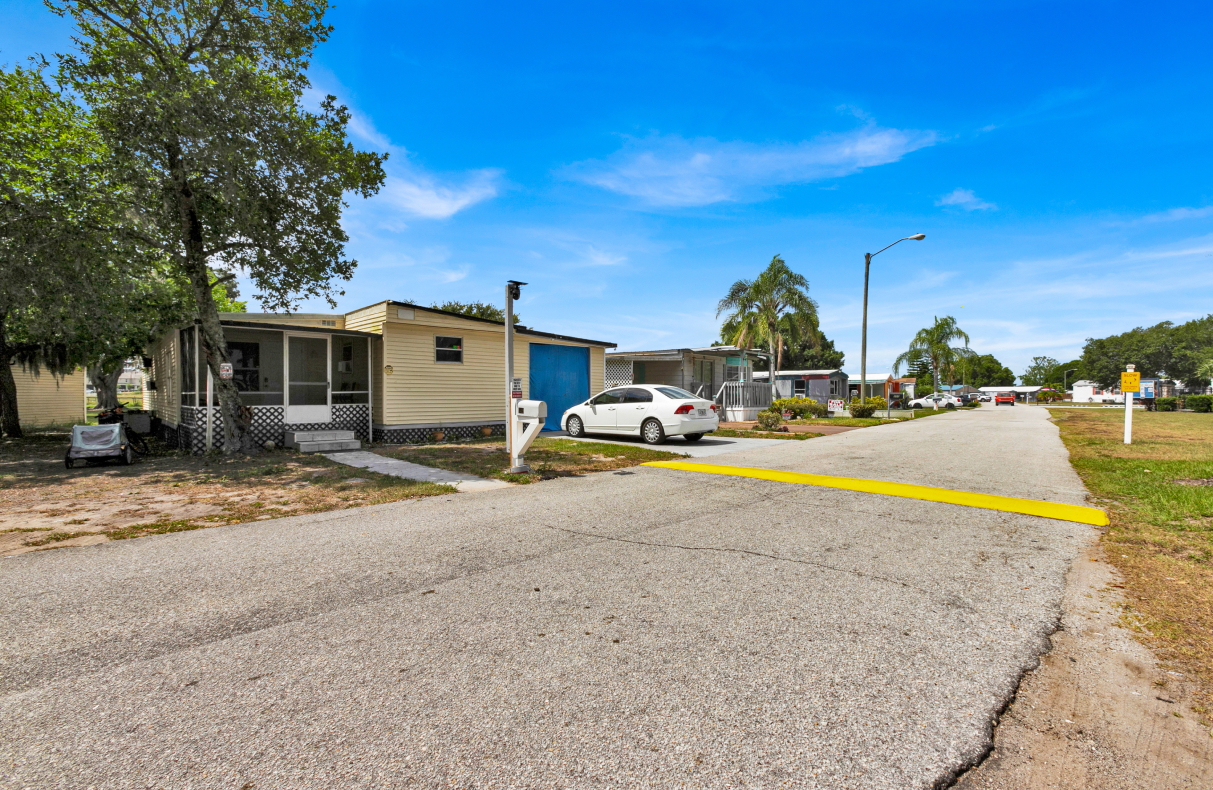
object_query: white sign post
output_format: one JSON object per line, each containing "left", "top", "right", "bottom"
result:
{"left": 1122, "top": 365, "right": 1139, "bottom": 445}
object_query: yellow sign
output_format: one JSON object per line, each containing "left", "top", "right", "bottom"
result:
{"left": 1121, "top": 372, "right": 1140, "bottom": 393}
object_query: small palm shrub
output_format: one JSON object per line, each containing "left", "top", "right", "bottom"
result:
{"left": 865, "top": 396, "right": 887, "bottom": 411}
{"left": 756, "top": 408, "right": 783, "bottom": 430}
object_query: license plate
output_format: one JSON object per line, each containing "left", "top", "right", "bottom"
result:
{"left": 697, "top": 409, "right": 707, "bottom": 416}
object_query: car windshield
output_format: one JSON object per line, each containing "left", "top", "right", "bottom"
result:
{"left": 655, "top": 386, "right": 698, "bottom": 400}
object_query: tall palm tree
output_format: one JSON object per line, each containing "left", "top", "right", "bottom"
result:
{"left": 717, "top": 255, "right": 818, "bottom": 398}
{"left": 893, "top": 316, "right": 971, "bottom": 396}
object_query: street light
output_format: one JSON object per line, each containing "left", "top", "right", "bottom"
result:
{"left": 1063, "top": 368, "right": 1078, "bottom": 398}
{"left": 860, "top": 234, "right": 925, "bottom": 412}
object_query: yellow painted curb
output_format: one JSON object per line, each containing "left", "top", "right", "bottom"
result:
{"left": 641, "top": 461, "right": 1110, "bottom": 526}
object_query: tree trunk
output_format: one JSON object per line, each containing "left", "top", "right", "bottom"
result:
{"left": 768, "top": 338, "right": 778, "bottom": 402}
{"left": 88, "top": 362, "right": 123, "bottom": 411}
{"left": 170, "top": 145, "right": 250, "bottom": 454}
{"left": 0, "top": 313, "right": 21, "bottom": 438}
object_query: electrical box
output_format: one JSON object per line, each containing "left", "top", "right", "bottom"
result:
{"left": 516, "top": 400, "right": 547, "bottom": 420}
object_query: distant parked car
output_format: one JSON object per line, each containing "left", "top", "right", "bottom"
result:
{"left": 995, "top": 392, "right": 1015, "bottom": 406}
{"left": 563, "top": 385, "right": 719, "bottom": 444}
{"left": 908, "top": 394, "right": 961, "bottom": 410}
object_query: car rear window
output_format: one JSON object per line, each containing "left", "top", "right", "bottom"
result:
{"left": 655, "top": 386, "right": 697, "bottom": 400}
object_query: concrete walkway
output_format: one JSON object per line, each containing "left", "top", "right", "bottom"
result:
{"left": 322, "top": 450, "right": 510, "bottom": 493}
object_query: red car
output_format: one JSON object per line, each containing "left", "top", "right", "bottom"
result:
{"left": 995, "top": 392, "right": 1015, "bottom": 406}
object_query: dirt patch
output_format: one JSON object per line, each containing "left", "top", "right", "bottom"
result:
{"left": 955, "top": 537, "right": 1213, "bottom": 789}
{"left": 375, "top": 436, "right": 683, "bottom": 483}
{"left": 0, "top": 428, "right": 453, "bottom": 556}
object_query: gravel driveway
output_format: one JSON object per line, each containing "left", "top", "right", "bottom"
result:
{"left": 0, "top": 406, "right": 1094, "bottom": 788}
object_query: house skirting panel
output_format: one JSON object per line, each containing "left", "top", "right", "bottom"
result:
{"left": 170, "top": 404, "right": 370, "bottom": 453}
{"left": 374, "top": 420, "right": 507, "bottom": 444}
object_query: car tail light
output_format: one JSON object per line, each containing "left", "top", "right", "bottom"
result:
{"left": 709, "top": 403, "right": 717, "bottom": 412}
{"left": 674, "top": 404, "right": 694, "bottom": 415}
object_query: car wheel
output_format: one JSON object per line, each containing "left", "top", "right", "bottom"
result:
{"left": 641, "top": 418, "right": 665, "bottom": 445}
{"left": 684, "top": 433, "right": 703, "bottom": 442}
{"left": 946, "top": 403, "right": 956, "bottom": 410}
{"left": 566, "top": 415, "right": 584, "bottom": 437}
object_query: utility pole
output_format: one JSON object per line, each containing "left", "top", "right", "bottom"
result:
{"left": 504, "top": 280, "right": 525, "bottom": 458}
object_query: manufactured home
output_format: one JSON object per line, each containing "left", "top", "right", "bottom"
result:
{"left": 142, "top": 302, "right": 614, "bottom": 451}
{"left": 7, "top": 364, "right": 86, "bottom": 427}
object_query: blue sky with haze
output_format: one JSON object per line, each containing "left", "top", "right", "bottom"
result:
{"left": 4, "top": 1, "right": 1211, "bottom": 377}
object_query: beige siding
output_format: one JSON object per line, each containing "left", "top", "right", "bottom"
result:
{"left": 342, "top": 302, "right": 611, "bottom": 426}
{"left": 225, "top": 313, "right": 345, "bottom": 329}
{"left": 344, "top": 302, "right": 389, "bottom": 332}
{"left": 380, "top": 321, "right": 507, "bottom": 425}
{"left": 143, "top": 329, "right": 181, "bottom": 425}
{"left": 13, "top": 365, "right": 85, "bottom": 426}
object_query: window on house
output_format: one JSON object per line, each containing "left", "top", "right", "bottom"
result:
{"left": 830, "top": 379, "right": 839, "bottom": 396}
{"left": 332, "top": 336, "right": 369, "bottom": 404}
{"left": 435, "top": 336, "right": 462, "bottom": 363}
{"left": 224, "top": 328, "right": 284, "bottom": 406}
{"left": 794, "top": 379, "right": 806, "bottom": 397}
{"left": 694, "top": 358, "right": 714, "bottom": 383}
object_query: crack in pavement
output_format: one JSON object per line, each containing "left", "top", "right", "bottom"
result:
{"left": 542, "top": 523, "right": 982, "bottom": 613}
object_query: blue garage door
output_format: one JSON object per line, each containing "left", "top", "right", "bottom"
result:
{"left": 529, "top": 343, "right": 590, "bottom": 431}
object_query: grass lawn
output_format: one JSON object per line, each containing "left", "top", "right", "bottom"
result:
{"left": 376, "top": 436, "right": 684, "bottom": 483}
{"left": 712, "top": 428, "right": 823, "bottom": 440}
{"left": 1049, "top": 408, "right": 1213, "bottom": 723}
{"left": 86, "top": 393, "right": 143, "bottom": 411}
{"left": 0, "top": 427, "right": 452, "bottom": 556}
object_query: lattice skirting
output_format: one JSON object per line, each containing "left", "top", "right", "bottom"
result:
{"left": 374, "top": 422, "right": 506, "bottom": 444}
{"left": 604, "top": 358, "right": 633, "bottom": 389}
{"left": 172, "top": 404, "right": 369, "bottom": 453}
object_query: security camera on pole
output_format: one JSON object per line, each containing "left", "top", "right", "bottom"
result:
{"left": 504, "top": 280, "right": 546, "bottom": 473}
{"left": 1122, "top": 364, "right": 1139, "bottom": 444}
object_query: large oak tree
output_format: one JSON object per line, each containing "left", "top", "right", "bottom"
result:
{"left": 53, "top": 0, "right": 386, "bottom": 451}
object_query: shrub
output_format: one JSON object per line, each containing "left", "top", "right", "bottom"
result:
{"left": 756, "top": 408, "right": 782, "bottom": 430}
{"left": 1186, "top": 394, "right": 1213, "bottom": 413}
{"left": 849, "top": 399, "right": 876, "bottom": 418}
{"left": 865, "top": 396, "right": 887, "bottom": 411}
{"left": 1036, "top": 390, "right": 1064, "bottom": 403}
{"left": 771, "top": 398, "right": 827, "bottom": 418}
{"left": 1156, "top": 397, "right": 1177, "bottom": 412}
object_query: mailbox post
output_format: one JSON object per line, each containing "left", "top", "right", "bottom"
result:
{"left": 504, "top": 280, "right": 526, "bottom": 461}
{"left": 510, "top": 400, "right": 546, "bottom": 473}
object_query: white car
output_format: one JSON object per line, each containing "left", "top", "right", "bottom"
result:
{"left": 562, "top": 385, "right": 719, "bottom": 444}
{"left": 908, "top": 393, "right": 962, "bottom": 409}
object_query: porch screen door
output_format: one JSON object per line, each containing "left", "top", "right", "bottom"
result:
{"left": 286, "top": 334, "right": 330, "bottom": 424}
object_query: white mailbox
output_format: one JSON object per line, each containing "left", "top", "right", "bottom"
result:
{"left": 509, "top": 399, "right": 547, "bottom": 473}
{"left": 516, "top": 400, "right": 547, "bottom": 420}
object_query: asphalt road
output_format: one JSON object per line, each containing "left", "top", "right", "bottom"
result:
{"left": 0, "top": 406, "right": 1094, "bottom": 789}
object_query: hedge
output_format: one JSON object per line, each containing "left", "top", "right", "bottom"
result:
{"left": 772, "top": 398, "right": 826, "bottom": 418}
{"left": 1156, "top": 397, "right": 1177, "bottom": 412}
{"left": 1187, "top": 395, "right": 1213, "bottom": 413}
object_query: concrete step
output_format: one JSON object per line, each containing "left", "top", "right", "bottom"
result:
{"left": 285, "top": 429, "right": 356, "bottom": 448}
{"left": 296, "top": 439, "right": 362, "bottom": 453}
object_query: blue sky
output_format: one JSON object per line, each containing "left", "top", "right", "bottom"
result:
{"left": 4, "top": 1, "right": 1212, "bottom": 377}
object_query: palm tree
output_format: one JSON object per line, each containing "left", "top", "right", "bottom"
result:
{"left": 893, "top": 316, "right": 971, "bottom": 397}
{"left": 717, "top": 255, "right": 818, "bottom": 399}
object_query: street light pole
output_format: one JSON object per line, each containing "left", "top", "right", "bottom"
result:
{"left": 860, "top": 234, "right": 925, "bottom": 412}
{"left": 1064, "top": 368, "right": 1078, "bottom": 399}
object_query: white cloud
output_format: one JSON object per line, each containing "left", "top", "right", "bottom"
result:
{"left": 936, "top": 188, "right": 997, "bottom": 211}
{"left": 379, "top": 169, "right": 502, "bottom": 220}
{"left": 565, "top": 125, "right": 938, "bottom": 207}
{"left": 302, "top": 86, "right": 501, "bottom": 220}
{"left": 1138, "top": 205, "right": 1213, "bottom": 223}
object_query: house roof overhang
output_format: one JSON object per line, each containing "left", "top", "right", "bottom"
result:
{"left": 371, "top": 300, "right": 616, "bottom": 348}
{"left": 218, "top": 319, "right": 380, "bottom": 338}
{"left": 606, "top": 346, "right": 771, "bottom": 360}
